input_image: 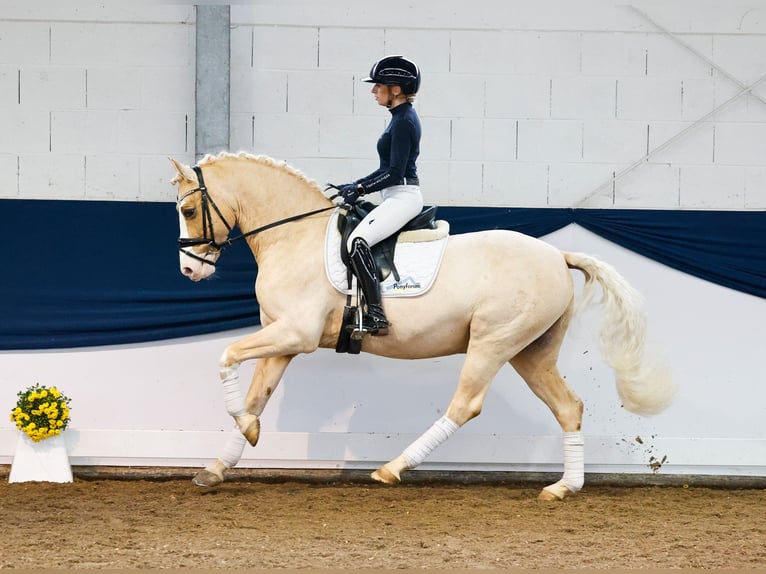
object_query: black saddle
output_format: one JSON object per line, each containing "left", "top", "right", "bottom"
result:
{"left": 337, "top": 200, "right": 438, "bottom": 283}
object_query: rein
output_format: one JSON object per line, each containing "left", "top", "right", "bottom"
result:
{"left": 177, "top": 165, "right": 337, "bottom": 266}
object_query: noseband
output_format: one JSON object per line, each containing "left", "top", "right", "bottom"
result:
{"left": 177, "top": 165, "right": 336, "bottom": 267}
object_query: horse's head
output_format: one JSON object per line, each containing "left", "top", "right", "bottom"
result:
{"left": 169, "top": 157, "right": 235, "bottom": 282}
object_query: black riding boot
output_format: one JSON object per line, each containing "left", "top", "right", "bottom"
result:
{"left": 349, "top": 237, "right": 390, "bottom": 336}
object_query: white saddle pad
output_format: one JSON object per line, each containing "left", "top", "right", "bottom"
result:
{"left": 324, "top": 210, "right": 449, "bottom": 298}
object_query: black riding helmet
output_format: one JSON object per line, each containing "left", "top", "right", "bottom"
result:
{"left": 362, "top": 55, "right": 421, "bottom": 95}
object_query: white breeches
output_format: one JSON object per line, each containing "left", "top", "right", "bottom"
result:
{"left": 346, "top": 185, "right": 423, "bottom": 250}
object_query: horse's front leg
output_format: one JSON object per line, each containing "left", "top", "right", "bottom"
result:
{"left": 194, "top": 321, "right": 318, "bottom": 487}
{"left": 193, "top": 354, "right": 293, "bottom": 487}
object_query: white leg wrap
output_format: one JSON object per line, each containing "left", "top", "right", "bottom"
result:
{"left": 220, "top": 428, "right": 247, "bottom": 469}
{"left": 221, "top": 366, "right": 247, "bottom": 418}
{"left": 402, "top": 415, "right": 460, "bottom": 469}
{"left": 561, "top": 431, "right": 585, "bottom": 492}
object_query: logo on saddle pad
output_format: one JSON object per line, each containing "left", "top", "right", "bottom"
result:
{"left": 324, "top": 211, "right": 449, "bottom": 298}
{"left": 385, "top": 276, "right": 422, "bottom": 293}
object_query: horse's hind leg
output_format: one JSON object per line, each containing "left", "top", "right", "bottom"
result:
{"left": 372, "top": 346, "right": 507, "bottom": 485}
{"left": 510, "top": 308, "right": 585, "bottom": 501}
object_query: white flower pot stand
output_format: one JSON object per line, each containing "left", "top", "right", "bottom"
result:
{"left": 8, "top": 433, "right": 73, "bottom": 483}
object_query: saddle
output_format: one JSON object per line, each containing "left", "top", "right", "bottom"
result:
{"left": 337, "top": 200, "right": 438, "bottom": 283}
{"left": 335, "top": 201, "right": 438, "bottom": 355}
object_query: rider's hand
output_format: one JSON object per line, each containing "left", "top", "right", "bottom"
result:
{"left": 339, "top": 183, "right": 363, "bottom": 204}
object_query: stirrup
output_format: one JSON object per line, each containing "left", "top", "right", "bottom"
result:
{"left": 344, "top": 315, "right": 389, "bottom": 337}
{"left": 363, "top": 314, "right": 389, "bottom": 336}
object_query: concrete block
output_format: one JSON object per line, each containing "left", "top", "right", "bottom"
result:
{"left": 713, "top": 34, "right": 766, "bottom": 85}
{"left": 510, "top": 31, "right": 581, "bottom": 77}
{"left": 450, "top": 31, "right": 510, "bottom": 75}
{"left": 318, "top": 28, "right": 384, "bottom": 71}
{"left": 20, "top": 66, "right": 86, "bottom": 109}
{"left": 0, "top": 154, "right": 18, "bottom": 198}
{"left": 583, "top": 119, "right": 647, "bottom": 163}
{"left": 0, "top": 22, "right": 50, "bottom": 65}
{"left": 51, "top": 23, "right": 192, "bottom": 67}
{"left": 18, "top": 153, "right": 85, "bottom": 199}
{"left": 86, "top": 67, "right": 141, "bottom": 110}
{"left": 0, "top": 66, "right": 17, "bottom": 107}
{"left": 289, "top": 157, "right": 350, "bottom": 190}
{"left": 617, "top": 78, "right": 682, "bottom": 120}
{"left": 614, "top": 163, "right": 680, "bottom": 208}
{"left": 647, "top": 34, "right": 713, "bottom": 78}
{"left": 711, "top": 79, "right": 749, "bottom": 122}
{"left": 416, "top": 72, "right": 485, "bottom": 117}
{"left": 253, "top": 26, "right": 318, "bottom": 70}
{"left": 383, "top": 29, "right": 451, "bottom": 74}
{"left": 52, "top": 110, "right": 119, "bottom": 153}
{"left": 451, "top": 118, "right": 515, "bottom": 162}
{"left": 140, "top": 67, "right": 195, "bottom": 112}
{"left": 682, "top": 78, "right": 715, "bottom": 121}
{"left": 229, "top": 113, "right": 253, "bottom": 151}
{"left": 648, "top": 122, "right": 714, "bottom": 164}
{"left": 581, "top": 32, "right": 647, "bottom": 77}
{"left": 288, "top": 70, "right": 353, "bottom": 114}
{"left": 417, "top": 160, "right": 450, "bottom": 206}
{"left": 446, "top": 161, "right": 483, "bottom": 206}
{"left": 252, "top": 113, "right": 319, "bottom": 158}
{"left": 485, "top": 76, "right": 550, "bottom": 119}
{"left": 517, "top": 119, "right": 582, "bottom": 162}
{"left": 3, "top": 3, "right": 193, "bottom": 24}
{"left": 453, "top": 30, "right": 580, "bottom": 76}
{"left": 231, "top": 69, "right": 287, "bottom": 114}
{"left": 85, "top": 155, "right": 140, "bottom": 200}
{"left": 230, "top": 24, "right": 252, "bottom": 68}
{"left": 744, "top": 167, "right": 766, "bottom": 208}
{"left": 449, "top": 118, "right": 482, "bottom": 161}
{"left": 679, "top": 165, "right": 745, "bottom": 208}
{"left": 548, "top": 163, "right": 616, "bottom": 207}
{"left": 419, "top": 117, "right": 451, "bottom": 161}
{"left": 483, "top": 162, "right": 549, "bottom": 207}
{"left": 551, "top": 77, "right": 616, "bottom": 120}
{"left": 745, "top": 92, "right": 766, "bottom": 122}
{"left": 117, "top": 111, "right": 189, "bottom": 155}
{"left": 319, "top": 115, "right": 385, "bottom": 157}
{"left": 0, "top": 108, "right": 49, "bottom": 153}
{"left": 714, "top": 123, "right": 766, "bottom": 166}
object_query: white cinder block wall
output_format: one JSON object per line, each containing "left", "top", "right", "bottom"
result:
{"left": 1, "top": 0, "right": 765, "bottom": 209}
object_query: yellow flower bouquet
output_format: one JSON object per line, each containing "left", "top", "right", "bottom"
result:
{"left": 9, "top": 384, "right": 71, "bottom": 442}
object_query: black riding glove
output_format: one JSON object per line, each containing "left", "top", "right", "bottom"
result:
{"left": 339, "top": 183, "right": 364, "bottom": 204}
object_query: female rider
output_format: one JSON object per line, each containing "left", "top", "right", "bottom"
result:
{"left": 336, "top": 55, "right": 423, "bottom": 336}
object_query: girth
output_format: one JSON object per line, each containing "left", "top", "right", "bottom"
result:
{"left": 337, "top": 201, "right": 438, "bottom": 283}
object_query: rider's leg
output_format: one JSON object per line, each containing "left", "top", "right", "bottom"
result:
{"left": 346, "top": 185, "right": 422, "bottom": 334}
{"left": 349, "top": 237, "right": 389, "bottom": 335}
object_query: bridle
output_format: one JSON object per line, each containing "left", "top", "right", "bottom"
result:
{"left": 177, "top": 165, "right": 337, "bottom": 267}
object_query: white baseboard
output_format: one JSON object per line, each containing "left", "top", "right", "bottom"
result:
{"left": 1, "top": 429, "right": 764, "bottom": 477}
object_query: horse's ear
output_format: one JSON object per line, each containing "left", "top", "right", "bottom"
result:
{"left": 168, "top": 157, "right": 196, "bottom": 183}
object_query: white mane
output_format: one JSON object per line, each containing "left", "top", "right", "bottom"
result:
{"left": 197, "top": 151, "right": 323, "bottom": 191}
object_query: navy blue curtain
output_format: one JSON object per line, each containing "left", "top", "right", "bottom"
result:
{"left": 3, "top": 199, "right": 764, "bottom": 350}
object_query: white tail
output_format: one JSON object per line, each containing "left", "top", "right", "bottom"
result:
{"left": 565, "top": 252, "right": 676, "bottom": 416}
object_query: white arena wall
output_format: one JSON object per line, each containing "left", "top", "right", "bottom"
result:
{"left": 1, "top": 1, "right": 765, "bottom": 478}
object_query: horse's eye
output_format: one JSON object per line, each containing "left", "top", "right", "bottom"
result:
{"left": 182, "top": 207, "right": 196, "bottom": 219}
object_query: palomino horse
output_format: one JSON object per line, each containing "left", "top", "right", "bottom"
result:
{"left": 170, "top": 151, "right": 675, "bottom": 500}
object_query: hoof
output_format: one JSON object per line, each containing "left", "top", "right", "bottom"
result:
{"left": 538, "top": 488, "right": 563, "bottom": 502}
{"left": 192, "top": 468, "right": 223, "bottom": 488}
{"left": 539, "top": 480, "right": 577, "bottom": 501}
{"left": 239, "top": 415, "right": 260, "bottom": 447}
{"left": 371, "top": 465, "right": 400, "bottom": 485}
